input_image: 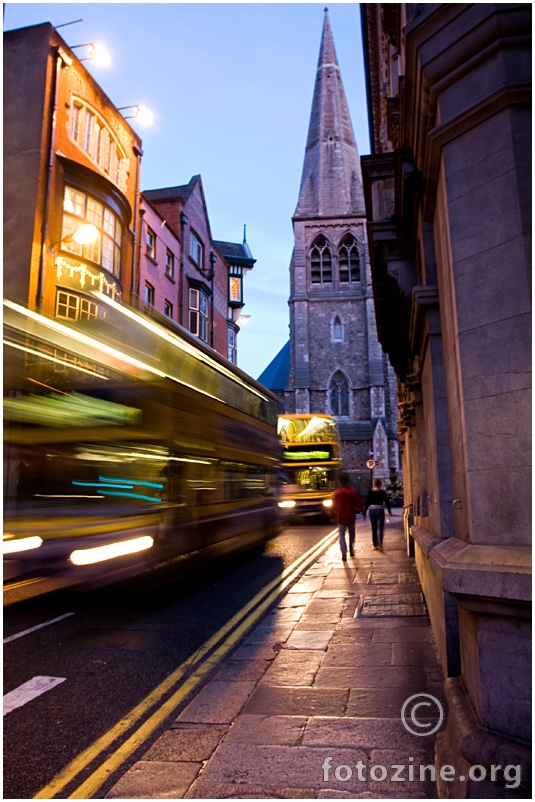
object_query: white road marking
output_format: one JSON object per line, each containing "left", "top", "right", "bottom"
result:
{"left": 3, "top": 676, "right": 66, "bottom": 716}
{"left": 3, "top": 612, "right": 75, "bottom": 644}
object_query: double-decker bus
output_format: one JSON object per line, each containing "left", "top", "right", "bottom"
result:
{"left": 3, "top": 295, "right": 281, "bottom": 587}
{"left": 277, "top": 413, "right": 341, "bottom": 518}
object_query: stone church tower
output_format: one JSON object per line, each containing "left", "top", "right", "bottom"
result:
{"left": 284, "top": 8, "right": 399, "bottom": 491}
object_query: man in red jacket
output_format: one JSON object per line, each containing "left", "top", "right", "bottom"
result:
{"left": 332, "top": 474, "right": 366, "bottom": 561}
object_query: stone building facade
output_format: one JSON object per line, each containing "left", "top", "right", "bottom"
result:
{"left": 276, "top": 9, "right": 400, "bottom": 493}
{"left": 360, "top": 4, "right": 531, "bottom": 797}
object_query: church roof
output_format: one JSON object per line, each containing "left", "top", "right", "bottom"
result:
{"left": 257, "top": 340, "right": 290, "bottom": 390}
{"left": 294, "top": 8, "right": 365, "bottom": 219}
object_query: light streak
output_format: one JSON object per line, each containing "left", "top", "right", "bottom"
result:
{"left": 3, "top": 536, "right": 43, "bottom": 554}
{"left": 3, "top": 339, "right": 108, "bottom": 380}
{"left": 70, "top": 536, "right": 154, "bottom": 566}
{"left": 92, "top": 291, "right": 271, "bottom": 402}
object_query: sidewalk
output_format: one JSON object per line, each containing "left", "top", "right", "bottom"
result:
{"left": 107, "top": 513, "right": 446, "bottom": 799}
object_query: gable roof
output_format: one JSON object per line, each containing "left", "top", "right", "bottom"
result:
{"left": 143, "top": 175, "right": 201, "bottom": 204}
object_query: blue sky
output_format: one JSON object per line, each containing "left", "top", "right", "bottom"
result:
{"left": 4, "top": 2, "right": 370, "bottom": 380}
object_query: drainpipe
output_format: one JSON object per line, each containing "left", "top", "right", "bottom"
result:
{"left": 131, "top": 146, "right": 143, "bottom": 306}
{"left": 209, "top": 252, "right": 216, "bottom": 348}
{"left": 179, "top": 212, "right": 188, "bottom": 326}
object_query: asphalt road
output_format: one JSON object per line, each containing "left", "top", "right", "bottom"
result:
{"left": 3, "top": 521, "right": 335, "bottom": 799}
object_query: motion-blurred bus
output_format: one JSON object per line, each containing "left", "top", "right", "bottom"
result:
{"left": 277, "top": 413, "right": 341, "bottom": 519}
{"left": 3, "top": 295, "right": 281, "bottom": 586}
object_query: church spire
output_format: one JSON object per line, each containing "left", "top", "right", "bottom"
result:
{"left": 294, "top": 8, "right": 364, "bottom": 218}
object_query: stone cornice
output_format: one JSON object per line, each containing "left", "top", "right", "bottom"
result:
{"left": 412, "top": 528, "right": 532, "bottom": 602}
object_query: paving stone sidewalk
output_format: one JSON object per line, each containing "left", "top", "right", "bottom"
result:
{"left": 107, "top": 514, "right": 446, "bottom": 799}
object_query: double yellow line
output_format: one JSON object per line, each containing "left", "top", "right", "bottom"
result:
{"left": 35, "top": 529, "right": 337, "bottom": 799}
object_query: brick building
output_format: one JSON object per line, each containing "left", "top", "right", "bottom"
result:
{"left": 143, "top": 177, "right": 254, "bottom": 364}
{"left": 4, "top": 22, "right": 141, "bottom": 327}
{"left": 260, "top": 9, "right": 399, "bottom": 493}
{"left": 360, "top": 4, "right": 531, "bottom": 796}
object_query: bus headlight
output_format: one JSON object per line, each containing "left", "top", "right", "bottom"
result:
{"left": 3, "top": 535, "right": 43, "bottom": 554}
{"left": 322, "top": 499, "right": 333, "bottom": 508}
{"left": 278, "top": 500, "right": 296, "bottom": 508}
{"left": 70, "top": 535, "right": 154, "bottom": 566}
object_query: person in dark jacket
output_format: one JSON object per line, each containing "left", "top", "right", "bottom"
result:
{"left": 365, "top": 478, "right": 392, "bottom": 550}
{"left": 332, "top": 474, "right": 365, "bottom": 561}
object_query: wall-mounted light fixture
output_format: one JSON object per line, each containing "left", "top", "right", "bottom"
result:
{"left": 70, "top": 43, "right": 111, "bottom": 67}
{"left": 50, "top": 223, "right": 100, "bottom": 252}
{"left": 118, "top": 105, "right": 154, "bottom": 126}
{"left": 238, "top": 314, "right": 251, "bottom": 326}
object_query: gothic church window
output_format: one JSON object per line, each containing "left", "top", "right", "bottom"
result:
{"left": 333, "top": 315, "right": 343, "bottom": 341}
{"left": 310, "top": 235, "right": 332, "bottom": 283}
{"left": 330, "top": 371, "right": 349, "bottom": 416}
{"left": 338, "top": 234, "right": 360, "bottom": 282}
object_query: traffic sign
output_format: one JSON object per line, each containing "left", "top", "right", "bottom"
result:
{"left": 366, "top": 459, "right": 377, "bottom": 469}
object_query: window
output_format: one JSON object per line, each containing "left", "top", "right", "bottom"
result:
{"left": 338, "top": 234, "right": 360, "bottom": 283}
{"left": 229, "top": 276, "right": 242, "bottom": 303}
{"left": 165, "top": 249, "right": 175, "bottom": 278}
{"left": 228, "top": 327, "right": 237, "bottom": 364}
{"left": 189, "top": 287, "right": 209, "bottom": 342}
{"left": 164, "top": 300, "right": 173, "bottom": 318}
{"left": 61, "top": 186, "right": 122, "bottom": 277}
{"left": 69, "top": 99, "right": 128, "bottom": 192}
{"left": 330, "top": 372, "right": 350, "bottom": 416}
{"left": 189, "top": 231, "right": 202, "bottom": 266}
{"left": 310, "top": 235, "right": 332, "bottom": 283}
{"left": 144, "top": 282, "right": 155, "bottom": 306}
{"left": 146, "top": 228, "right": 156, "bottom": 260}
{"left": 56, "top": 291, "right": 99, "bottom": 322}
{"left": 333, "top": 316, "right": 343, "bottom": 341}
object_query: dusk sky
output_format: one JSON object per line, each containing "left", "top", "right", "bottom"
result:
{"left": 4, "top": 3, "right": 371, "bottom": 380}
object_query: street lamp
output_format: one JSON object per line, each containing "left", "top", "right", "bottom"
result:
{"left": 71, "top": 43, "right": 111, "bottom": 67}
{"left": 118, "top": 105, "right": 154, "bottom": 126}
{"left": 51, "top": 223, "right": 100, "bottom": 251}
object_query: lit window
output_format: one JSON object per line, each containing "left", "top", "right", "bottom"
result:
{"left": 164, "top": 300, "right": 173, "bottom": 318}
{"left": 189, "top": 287, "right": 209, "bottom": 342}
{"left": 165, "top": 249, "right": 175, "bottom": 278}
{"left": 146, "top": 228, "right": 156, "bottom": 260}
{"left": 61, "top": 186, "right": 122, "bottom": 278}
{"left": 144, "top": 283, "right": 155, "bottom": 306}
{"left": 330, "top": 372, "right": 349, "bottom": 416}
{"left": 310, "top": 235, "right": 332, "bottom": 283}
{"left": 228, "top": 327, "right": 237, "bottom": 364}
{"left": 338, "top": 234, "right": 360, "bottom": 282}
{"left": 56, "top": 291, "right": 98, "bottom": 322}
{"left": 229, "top": 276, "right": 242, "bottom": 303}
{"left": 189, "top": 232, "right": 202, "bottom": 266}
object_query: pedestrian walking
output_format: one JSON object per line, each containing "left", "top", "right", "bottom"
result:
{"left": 365, "top": 478, "right": 392, "bottom": 550}
{"left": 332, "top": 474, "right": 365, "bottom": 561}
